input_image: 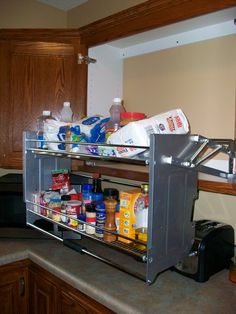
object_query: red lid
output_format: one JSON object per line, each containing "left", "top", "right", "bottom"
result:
{"left": 70, "top": 194, "right": 79, "bottom": 200}
{"left": 120, "top": 112, "right": 146, "bottom": 120}
{"left": 92, "top": 172, "right": 100, "bottom": 179}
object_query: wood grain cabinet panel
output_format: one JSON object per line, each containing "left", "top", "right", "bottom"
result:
{"left": 0, "top": 260, "right": 114, "bottom": 314}
{"left": 61, "top": 289, "right": 111, "bottom": 314}
{"left": 29, "top": 262, "right": 114, "bottom": 314}
{"left": 29, "top": 269, "right": 58, "bottom": 314}
{"left": 0, "top": 37, "right": 87, "bottom": 169}
{"left": 0, "top": 260, "right": 29, "bottom": 314}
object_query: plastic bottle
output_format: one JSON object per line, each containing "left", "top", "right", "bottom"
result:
{"left": 95, "top": 201, "right": 106, "bottom": 238}
{"left": 36, "top": 110, "right": 54, "bottom": 149}
{"left": 92, "top": 173, "right": 103, "bottom": 193}
{"left": 105, "top": 98, "right": 125, "bottom": 140}
{"left": 136, "top": 183, "right": 149, "bottom": 229}
{"left": 60, "top": 101, "right": 73, "bottom": 123}
{"left": 81, "top": 183, "right": 93, "bottom": 213}
{"left": 85, "top": 203, "right": 96, "bottom": 235}
{"left": 135, "top": 183, "right": 149, "bottom": 249}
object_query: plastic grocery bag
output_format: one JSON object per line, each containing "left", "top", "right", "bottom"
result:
{"left": 107, "top": 108, "right": 189, "bottom": 157}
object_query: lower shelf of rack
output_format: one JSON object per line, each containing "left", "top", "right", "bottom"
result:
{"left": 26, "top": 209, "right": 147, "bottom": 262}
{"left": 27, "top": 217, "right": 147, "bottom": 281}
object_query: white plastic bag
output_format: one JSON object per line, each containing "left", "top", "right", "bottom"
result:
{"left": 44, "top": 119, "right": 68, "bottom": 150}
{"left": 107, "top": 108, "right": 189, "bottom": 157}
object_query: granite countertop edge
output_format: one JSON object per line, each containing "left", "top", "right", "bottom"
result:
{"left": 1, "top": 229, "right": 235, "bottom": 314}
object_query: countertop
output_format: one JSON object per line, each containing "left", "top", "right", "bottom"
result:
{"left": 0, "top": 228, "right": 235, "bottom": 314}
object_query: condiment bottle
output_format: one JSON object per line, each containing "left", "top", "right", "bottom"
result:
{"left": 85, "top": 203, "right": 96, "bottom": 235}
{"left": 104, "top": 199, "right": 117, "bottom": 242}
{"left": 81, "top": 183, "right": 93, "bottom": 213}
{"left": 92, "top": 173, "right": 103, "bottom": 193}
{"left": 136, "top": 183, "right": 149, "bottom": 230}
{"left": 95, "top": 201, "right": 106, "bottom": 238}
{"left": 135, "top": 183, "right": 149, "bottom": 249}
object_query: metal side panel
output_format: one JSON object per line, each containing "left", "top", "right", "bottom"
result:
{"left": 23, "top": 131, "right": 71, "bottom": 202}
{"left": 147, "top": 134, "right": 198, "bottom": 284}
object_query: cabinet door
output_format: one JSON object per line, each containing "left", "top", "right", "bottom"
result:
{"left": 0, "top": 262, "right": 28, "bottom": 314}
{"left": 61, "top": 289, "right": 113, "bottom": 314}
{"left": 29, "top": 269, "right": 58, "bottom": 314}
{"left": 0, "top": 39, "right": 87, "bottom": 169}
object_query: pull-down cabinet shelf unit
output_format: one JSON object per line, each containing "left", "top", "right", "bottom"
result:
{"left": 24, "top": 131, "right": 235, "bottom": 283}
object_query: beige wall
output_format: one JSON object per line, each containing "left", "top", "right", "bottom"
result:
{"left": 67, "top": 0, "right": 147, "bottom": 28}
{"left": 123, "top": 35, "right": 236, "bottom": 241}
{"left": 0, "top": 0, "right": 146, "bottom": 29}
{"left": 0, "top": 0, "right": 67, "bottom": 28}
{"left": 123, "top": 34, "right": 236, "bottom": 138}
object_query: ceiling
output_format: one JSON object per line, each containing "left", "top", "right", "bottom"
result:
{"left": 37, "top": 0, "right": 88, "bottom": 11}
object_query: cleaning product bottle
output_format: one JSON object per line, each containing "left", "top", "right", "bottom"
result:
{"left": 105, "top": 98, "right": 125, "bottom": 140}
{"left": 36, "top": 110, "right": 53, "bottom": 149}
{"left": 135, "top": 183, "right": 149, "bottom": 249}
{"left": 60, "top": 101, "right": 73, "bottom": 123}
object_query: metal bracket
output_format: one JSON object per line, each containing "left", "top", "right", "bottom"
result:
{"left": 162, "top": 136, "right": 236, "bottom": 180}
{"left": 78, "top": 53, "right": 97, "bottom": 64}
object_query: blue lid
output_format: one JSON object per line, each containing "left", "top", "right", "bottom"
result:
{"left": 77, "top": 213, "right": 86, "bottom": 221}
{"left": 92, "top": 193, "right": 103, "bottom": 201}
{"left": 96, "top": 202, "right": 105, "bottom": 210}
{"left": 82, "top": 183, "right": 93, "bottom": 192}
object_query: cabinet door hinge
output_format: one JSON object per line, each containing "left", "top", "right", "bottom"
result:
{"left": 78, "top": 53, "right": 96, "bottom": 64}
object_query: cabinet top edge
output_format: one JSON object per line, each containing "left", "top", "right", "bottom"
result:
{"left": 78, "top": 0, "right": 236, "bottom": 47}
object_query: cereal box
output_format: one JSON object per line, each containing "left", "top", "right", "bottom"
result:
{"left": 119, "top": 188, "right": 141, "bottom": 244}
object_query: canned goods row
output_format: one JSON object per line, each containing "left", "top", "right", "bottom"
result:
{"left": 32, "top": 186, "right": 120, "bottom": 240}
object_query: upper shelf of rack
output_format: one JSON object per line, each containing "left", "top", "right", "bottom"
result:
{"left": 25, "top": 132, "right": 236, "bottom": 196}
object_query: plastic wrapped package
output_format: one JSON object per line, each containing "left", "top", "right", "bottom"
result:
{"left": 107, "top": 108, "right": 190, "bottom": 157}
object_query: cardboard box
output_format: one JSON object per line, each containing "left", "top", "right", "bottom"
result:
{"left": 119, "top": 188, "right": 141, "bottom": 244}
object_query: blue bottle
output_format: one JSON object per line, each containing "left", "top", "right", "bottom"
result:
{"left": 95, "top": 201, "right": 106, "bottom": 238}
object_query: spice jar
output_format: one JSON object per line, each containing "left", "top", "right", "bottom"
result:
{"left": 66, "top": 200, "right": 81, "bottom": 228}
{"left": 61, "top": 194, "right": 71, "bottom": 223}
{"left": 104, "top": 199, "right": 117, "bottom": 242}
{"left": 85, "top": 203, "right": 96, "bottom": 235}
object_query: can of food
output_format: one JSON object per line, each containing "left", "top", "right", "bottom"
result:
{"left": 61, "top": 194, "right": 71, "bottom": 224}
{"left": 66, "top": 200, "right": 81, "bottom": 227}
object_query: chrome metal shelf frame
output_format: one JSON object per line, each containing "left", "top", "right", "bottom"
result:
{"left": 23, "top": 131, "right": 235, "bottom": 283}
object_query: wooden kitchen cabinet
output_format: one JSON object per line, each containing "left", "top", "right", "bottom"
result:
{"left": 29, "top": 262, "right": 114, "bottom": 314}
{"left": 0, "top": 259, "right": 114, "bottom": 314}
{"left": 0, "top": 30, "right": 87, "bottom": 169}
{"left": 0, "top": 260, "right": 29, "bottom": 314}
{"left": 29, "top": 267, "right": 58, "bottom": 314}
{"left": 60, "top": 286, "right": 113, "bottom": 314}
